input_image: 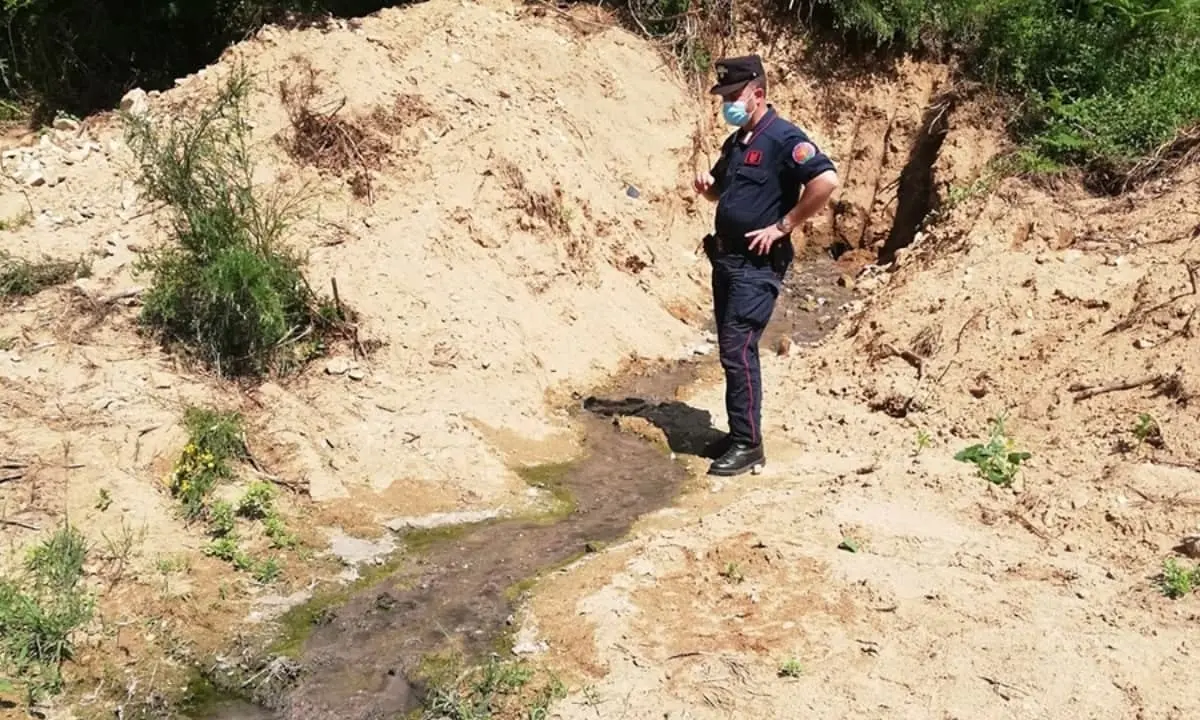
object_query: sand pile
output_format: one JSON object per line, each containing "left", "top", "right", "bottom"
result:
{"left": 0, "top": 0, "right": 719, "bottom": 555}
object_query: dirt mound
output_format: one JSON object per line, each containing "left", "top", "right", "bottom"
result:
{"left": 522, "top": 149, "right": 1200, "bottom": 718}
{"left": 0, "top": 0, "right": 725, "bottom": 707}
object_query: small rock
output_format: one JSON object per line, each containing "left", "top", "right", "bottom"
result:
{"left": 837, "top": 274, "right": 855, "bottom": 289}
{"left": 24, "top": 170, "right": 45, "bottom": 187}
{"left": 625, "top": 185, "right": 641, "bottom": 199}
{"left": 325, "top": 358, "right": 351, "bottom": 376}
{"left": 347, "top": 368, "right": 366, "bottom": 381}
{"left": 1134, "top": 338, "right": 1155, "bottom": 349}
{"left": 776, "top": 336, "right": 792, "bottom": 356}
{"left": 65, "top": 147, "right": 89, "bottom": 164}
{"left": 511, "top": 639, "right": 548, "bottom": 656}
{"left": 53, "top": 117, "right": 80, "bottom": 132}
{"left": 120, "top": 88, "right": 149, "bottom": 117}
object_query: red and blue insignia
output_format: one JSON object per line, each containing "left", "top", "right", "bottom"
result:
{"left": 745, "top": 149, "right": 763, "bottom": 166}
{"left": 792, "top": 141, "right": 817, "bottom": 164}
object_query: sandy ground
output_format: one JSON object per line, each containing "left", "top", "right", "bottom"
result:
{"left": 523, "top": 164, "right": 1200, "bottom": 720}
{"left": 1, "top": 0, "right": 1197, "bottom": 716}
{"left": 1, "top": 0, "right": 719, "bottom": 708}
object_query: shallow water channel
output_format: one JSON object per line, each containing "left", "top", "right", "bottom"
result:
{"left": 190, "top": 256, "right": 855, "bottom": 720}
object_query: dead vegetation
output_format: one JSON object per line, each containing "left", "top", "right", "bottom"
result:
{"left": 0, "top": 250, "right": 92, "bottom": 300}
{"left": 1118, "top": 123, "right": 1200, "bottom": 194}
{"left": 278, "top": 58, "right": 390, "bottom": 202}
{"left": 494, "top": 158, "right": 574, "bottom": 236}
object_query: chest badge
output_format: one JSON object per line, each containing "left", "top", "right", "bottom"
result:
{"left": 745, "top": 149, "right": 763, "bottom": 166}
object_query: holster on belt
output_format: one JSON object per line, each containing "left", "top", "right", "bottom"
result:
{"left": 769, "top": 239, "right": 791, "bottom": 276}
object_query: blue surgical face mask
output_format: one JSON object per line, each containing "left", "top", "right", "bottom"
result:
{"left": 722, "top": 101, "right": 750, "bottom": 127}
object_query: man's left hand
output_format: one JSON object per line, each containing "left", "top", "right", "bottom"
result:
{"left": 745, "top": 224, "right": 786, "bottom": 255}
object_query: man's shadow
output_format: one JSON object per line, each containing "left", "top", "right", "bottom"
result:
{"left": 581, "top": 396, "right": 727, "bottom": 459}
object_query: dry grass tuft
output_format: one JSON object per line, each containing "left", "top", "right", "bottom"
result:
{"left": 277, "top": 58, "right": 389, "bottom": 202}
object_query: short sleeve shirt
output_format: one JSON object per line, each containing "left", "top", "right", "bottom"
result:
{"left": 709, "top": 106, "right": 836, "bottom": 248}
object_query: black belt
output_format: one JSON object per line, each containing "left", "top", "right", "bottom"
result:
{"left": 703, "top": 233, "right": 792, "bottom": 272}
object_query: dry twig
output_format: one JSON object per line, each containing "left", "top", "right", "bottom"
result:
{"left": 1105, "top": 260, "right": 1198, "bottom": 335}
{"left": 1070, "top": 373, "right": 1171, "bottom": 402}
{"left": 879, "top": 343, "right": 925, "bottom": 379}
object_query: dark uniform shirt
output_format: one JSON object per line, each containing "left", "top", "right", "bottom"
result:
{"left": 709, "top": 105, "right": 836, "bottom": 253}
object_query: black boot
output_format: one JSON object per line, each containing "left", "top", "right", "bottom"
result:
{"left": 707, "top": 442, "right": 765, "bottom": 477}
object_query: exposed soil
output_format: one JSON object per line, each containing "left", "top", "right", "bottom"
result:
{"left": 196, "top": 255, "right": 855, "bottom": 720}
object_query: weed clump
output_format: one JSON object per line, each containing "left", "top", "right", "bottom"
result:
{"left": 123, "top": 66, "right": 346, "bottom": 378}
{"left": 0, "top": 250, "right": 91, "bottom": 299}
{"left": 1159, "top": 557, "right": 1200, "bottom": 599}
{"left": 166, "top": 405, "right": 295, "bottom": 583}
{"left": 416, "top": 653, "right": 566, "bottom": 720}
{"left": 0, "top": 524, "right": 94, "bottom": 705}
{"left": 169, "top": 407, "right": 247, "bottom": 521}
{"left": 954, "top": 413, "right": 1032, "bottom": 487}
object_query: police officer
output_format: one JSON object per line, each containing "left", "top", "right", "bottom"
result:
{"left": 692, "top": 54, "right": 840, "bottom": 477}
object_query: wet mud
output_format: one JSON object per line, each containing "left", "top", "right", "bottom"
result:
{"left": 198, "top": 254, "right": 856, "bottom": 720}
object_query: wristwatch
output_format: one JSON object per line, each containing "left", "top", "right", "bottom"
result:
{"left": 775, "top": 218, "right": 792, "bottom": 234}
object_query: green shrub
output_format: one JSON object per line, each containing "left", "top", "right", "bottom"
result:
{"left": 124, "top": 66, "right": 342, "bottom": 377}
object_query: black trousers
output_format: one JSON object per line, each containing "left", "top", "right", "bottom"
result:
{"left": 705, "top": 237, "right": 792, "bottom": 446}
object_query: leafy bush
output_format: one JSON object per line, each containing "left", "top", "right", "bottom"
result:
{"left": 124, "top": 66, "right": 342, "bottom": 377}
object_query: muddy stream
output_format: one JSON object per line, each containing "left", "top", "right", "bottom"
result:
{"left": 190, "top": 255, "right": 856, "bottom": 720}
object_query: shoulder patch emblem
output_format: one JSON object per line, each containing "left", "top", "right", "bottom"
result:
{"left": 792, "top": 141, "right": 817, "bottom": 164}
